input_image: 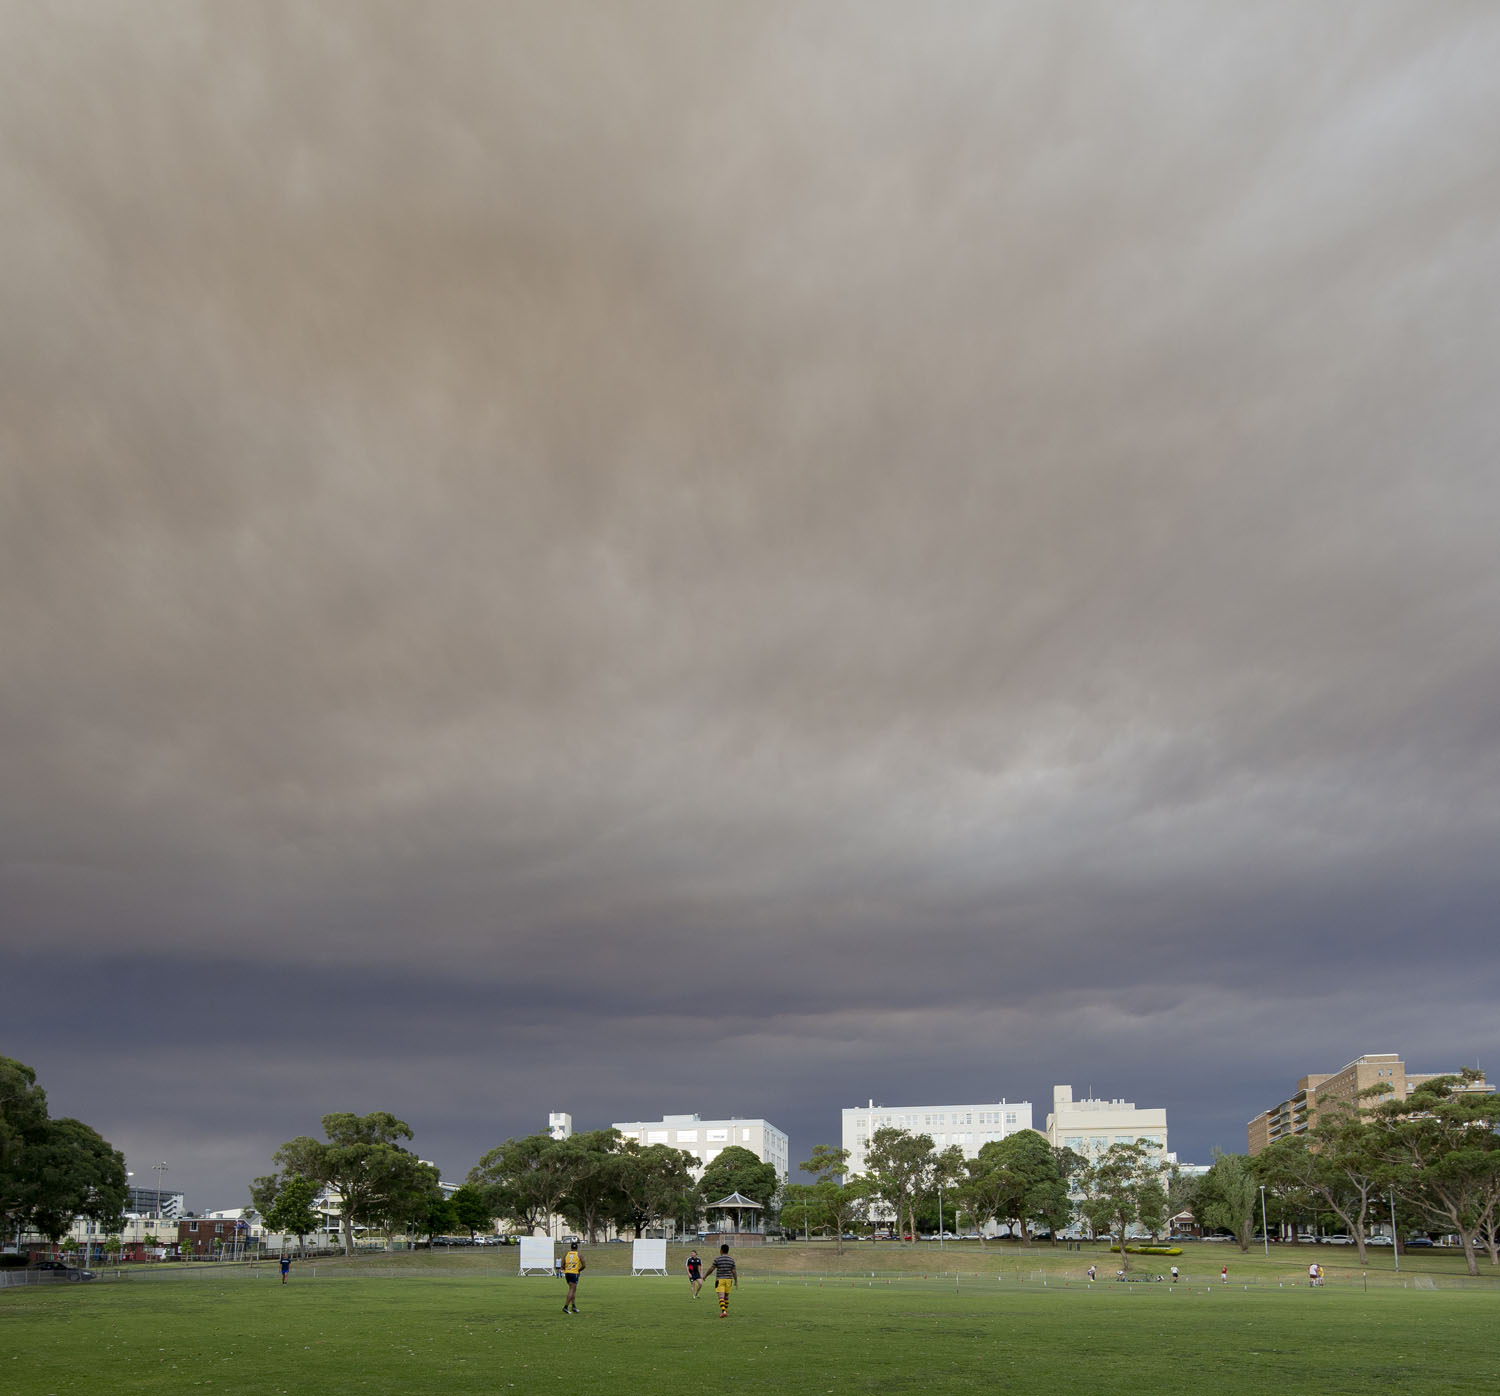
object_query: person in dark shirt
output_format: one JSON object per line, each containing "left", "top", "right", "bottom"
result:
{"left": 686, "top": 1249, "right": 704, "bottom": 1298}
{"left": 279, "top": 1255, "right": 291, "bottom": 1284}
{"left": 708, "top": 1244, "right": 737, "bottom": 1317}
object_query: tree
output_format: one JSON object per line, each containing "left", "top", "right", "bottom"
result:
{"left": 449, "top": 1183, "right": 495, "bottom": 1240}
{"left": 1194, "top": 1149, "right": 1260, "bottom": 1252}
{"left": 269, "top": 1112, "right": 431, "bottom": 1256}
{"left": 253, "top": 1174, "right": 322, "bottom": 1255}
{"left": 1368, "top": 1070, "right": 1500, "bottom": 1276}
{"left": 611, "top": 1142, "right": 698, "bottom": 1238}
{"left": 861, "top": 1129, "right": 963, "bottom": 1243}
{"left": 553, "top": 1129, "right": 627, "bottom": 1242}
{"left": 699, "top": 1145, "right": 779, "bottom": 1208}
{"left": 468, "top": 1134, "right": 574, "bottom": 1235}
{"left": 1257, "top": 1109, "right": 1385, "bottom": 1264}
{"left": 963, "top": 1131, "right": 1071, "bottom": 1244}
{"left": 796, "top": 1146, "right": 869, "bottom": 1254}
{"left": 1082, "top": 1140, "right": 1169, "bottom": 1268}
{"left": 0, "top": 1057, "right": 128, "bottom": 1244}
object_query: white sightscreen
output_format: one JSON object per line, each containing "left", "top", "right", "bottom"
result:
{"left": 518, "top": 1237, "right": 555, "bottom": 1275}
{"left": 631, "top": 1238, "right": 668, "bottom": 1274}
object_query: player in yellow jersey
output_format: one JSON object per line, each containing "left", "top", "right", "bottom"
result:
{"left": 562, "top": 1242, "right": 585, "bottom": 1313}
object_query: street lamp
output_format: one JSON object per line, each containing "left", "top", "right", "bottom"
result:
{"left": 1259, "top": 1184, "right": 1269, "bottom": 1256}
{"left": 938, "top": 1186, "right": 944, "bottom": 1249}
{"left": 153, "top": 1162, "right": 168, "bottom": 1220}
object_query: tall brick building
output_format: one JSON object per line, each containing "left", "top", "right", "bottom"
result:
{"left": 1247, "top": 1053, "right": 1492, "bottom": 1154}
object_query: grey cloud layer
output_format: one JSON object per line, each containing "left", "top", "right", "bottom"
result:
{"left": 4, "top": 3, "right": 1499, "bottom": 1201}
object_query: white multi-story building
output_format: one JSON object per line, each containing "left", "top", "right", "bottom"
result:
{"left": 840, "top": 1097, "right": 1034, "bottom": 1179}
{"left": 1044, "top": 1084, "right": 1168, "bottom": 1159}
{"left": 548, "top": 1112, "right": 573, "bottom": 1141}
{"left": 611, "top": 1113, "right": 790, "bottom": 1183}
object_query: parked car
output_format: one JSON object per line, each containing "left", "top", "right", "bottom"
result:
{"left": 30, "top": 1260, "right": 95, "bottom": 1281}
{"left": 1405, "top": 1237, "right": 1435, "bottom": 1248}
{"left": 1366, "top": 1236, "right": 1393, "bottom": 1246}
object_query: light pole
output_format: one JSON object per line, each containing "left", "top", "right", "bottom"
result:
{"left": 1259, "top": 1185, "right": 1269, "bottom": 1256}
{"left": 153, "top": 1162, "right": 169, "bottom": 1219}
{"left": 938, "top": 1186, "right": 943, "bottom": 1249}
{"left": 1389, "top": 1193, "right": 1399, "bottom": 1273}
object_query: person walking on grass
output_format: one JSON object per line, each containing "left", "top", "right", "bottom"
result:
{"left": 707, "top": 1243, "right": 737, "bottom": 1317}
{"left": 687, "top": 1249, "right": 704, "bottom": 1298}
{"left": 562, "top": 1241, "right": 585, "bottom": 1314}
{"left": 280, "top": 1255, "right": 291, "bottom": 1285}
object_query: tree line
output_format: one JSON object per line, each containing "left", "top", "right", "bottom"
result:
{"left": 252, "top": 1117, "right": 779, "bottom": 1255}
{"left": 1194, "top": 1069, "right": 1500, "bottom": 1276}
{"left": 781, "top": 1072, "right": 1500, "bottom": 1276}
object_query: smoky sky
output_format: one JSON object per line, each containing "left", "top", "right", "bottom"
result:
{"left": 4, "top": 2, "right": 1499, "bottom": 1207}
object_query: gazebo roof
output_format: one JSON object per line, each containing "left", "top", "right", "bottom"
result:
{"left": 707, "top": 1191, "right": 764, "bottom": 1210}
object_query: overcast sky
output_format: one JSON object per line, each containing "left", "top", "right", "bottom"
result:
{"left": 4, "top": 2, "right": 1499, "bottom": 1211}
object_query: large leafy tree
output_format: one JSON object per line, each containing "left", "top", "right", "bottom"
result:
{"left": 1081, "top": 1140, "right": 1168, "bottom": 1267}
{"left": 699, "top": 1145, "right": 779, "bottom": 1208}
{"left": 468, "top": 1133, "right": 574, "bottom": 1235}
{"left": 270, "top": 1112, "right": 432, "bottom": 1256}
{"left": 1368, "top": 1069, "right": 1500, "bottom": 1276}
{"left": 0, "top": 1057, "right": 127, "bottom": 1241}
{"left": 1257, "top": 1108, "right": 1385, "bottom": 1264}
{"left": 1193, "top": 1149, "right": 1260, "bottom": 1252}
{"left": 862, "top": 1129, "right": 963, "bottom": 1243}
{"left": 611, "top": 1142, "right": 698, "bottom": 1238}
{"left": 554, "top": 1129, "right": 627, "bottom": 1242}
{"left": 963, "top": 1130, "right": 1070, "bottom": 1244}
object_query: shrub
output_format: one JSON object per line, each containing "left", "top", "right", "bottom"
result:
{"left": 1109, "top": 1244, "right": 1183, "bottom": 1256}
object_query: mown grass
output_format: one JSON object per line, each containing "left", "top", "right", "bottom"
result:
{"left": 6, "top": 1244, "right": 1496, "bottom": 1396}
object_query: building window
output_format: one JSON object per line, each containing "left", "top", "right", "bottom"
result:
{"left": 1005, "top": 1112, "right": 1017, "bottom": 1125}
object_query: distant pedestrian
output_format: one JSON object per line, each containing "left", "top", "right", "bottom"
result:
{"left": 1221, "top": 1265, "right": 1228, "bottom": 1283}
{"left": 1087, "top": 1264, "right": 1096, "bottom": 1282}
{"left": 687, "top": 1249, "right": 704, "bottom": 1298}
{"left": 561, "top": 1242, "right": 584, "bottom": 1314}
{"left": 280, "top": 1255, "right": 291, "bottom": 1285}
{"left": 1308, "top": 1262, "right": 1320, "bottom": 1287}
{"left": 708, "top": 1243, "right": 737, "bottom": 1317}
{"left": 1170, "top": 1265, "right": 1179, "bottom": 1283}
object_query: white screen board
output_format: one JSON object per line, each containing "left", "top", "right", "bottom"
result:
{"left": 518, "top": 1237, "right": 555, "bottom": 1275}
{"left": 631, "top": 1238, "right": 668, "bottom": 1274}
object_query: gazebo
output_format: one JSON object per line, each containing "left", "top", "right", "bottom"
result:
{"left": 706, "top": 1191, "right": 767, "bottom": 1246}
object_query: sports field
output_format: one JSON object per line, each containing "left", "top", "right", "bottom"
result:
{"left": 6, "top": 1245, "right": 1495, "bottom": 1395}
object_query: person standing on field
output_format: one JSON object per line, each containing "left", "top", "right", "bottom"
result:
{"left": 686, "top": 1249, "right": 704, "bottom": 1298}
{"left": 708, "top": 1243, "right": 737, "bottom": 1317}
{"left": 561, "top": 1242, "right": 585, "bottom": 1314}
{"left": 280, "top": 1255, "right": 291, "bottom": 1285}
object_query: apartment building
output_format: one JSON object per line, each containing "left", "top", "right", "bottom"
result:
{"left": 1044, "top": 1085, "right": 1168, "bottom": 1159}
{"left": 840, "top": 1097, "right": 1034, "bottom": 1179}
{"left": 1247, "top": 1053, "right": 1494, "bottom": 1154}
{"left": 611, "top": 1113, "right": 790, "bottom": 1183}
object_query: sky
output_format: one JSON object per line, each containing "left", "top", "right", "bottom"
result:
{"left": 3, "top": 2, "right": 1499, "bottom": 1212}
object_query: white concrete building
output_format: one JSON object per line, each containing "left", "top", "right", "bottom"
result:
{"left": 548, "top": 1112, "right": 573, "bottom": 1140}
{"left": 611, "top": 1113, "right": 790, "bottom": 1183}
{"left": 840, "top": 1097, "right": 1034, "bottom": 1178}
{"left": 1044, "top": 1084, "right": 1168, "bottom": 1159}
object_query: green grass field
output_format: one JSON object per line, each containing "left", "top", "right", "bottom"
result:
{"left": 6, "top": 1243, "right": 1496, "bottom": 1395}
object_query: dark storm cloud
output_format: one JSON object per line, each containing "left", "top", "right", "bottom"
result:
{"left": 4, "top": 3, "right": 1500, "bottom": 1201}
